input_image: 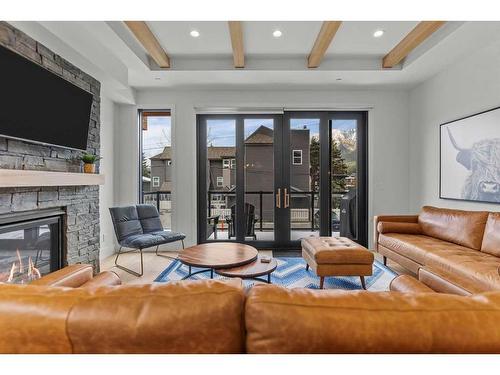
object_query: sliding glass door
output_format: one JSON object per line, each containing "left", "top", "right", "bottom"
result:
{"left": 197, "top": 114, "right": 282, "bottom": 247}
{"left": 197, "top": 111, "right": 367, "bottom": 249}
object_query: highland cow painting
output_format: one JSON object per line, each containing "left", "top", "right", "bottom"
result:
{"left": 440, "top": 107, "right": 500, "bottom": 204}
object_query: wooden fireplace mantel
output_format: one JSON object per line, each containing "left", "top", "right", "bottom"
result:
{"left": 0, "top": 169, "right": 105, "bottom": 187}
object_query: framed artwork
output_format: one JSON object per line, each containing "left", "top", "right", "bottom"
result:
{"left": 440, "top": 106, "right": 500, "bottom": 204}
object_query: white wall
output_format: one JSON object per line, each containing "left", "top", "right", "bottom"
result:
{"left": 116, "top": 88, "right": 411, "bottom": 249}
{"left": 99, "top": 95, "right": 118, "bottom": 259}
{"left": 408, "top": 39, "right": 500, "bottom": 213}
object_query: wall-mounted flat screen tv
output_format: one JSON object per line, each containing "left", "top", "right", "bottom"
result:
{"left": 0, "top": 44, "right": 93, "bottom": 151}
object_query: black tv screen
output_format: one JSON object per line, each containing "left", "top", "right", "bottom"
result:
{"left": 0, "top": 44, "right": 93, "bottom": 151}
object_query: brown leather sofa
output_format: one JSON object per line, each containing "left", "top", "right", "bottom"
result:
{"left": 1, "top": 265, "right": 500, "bottom": 353}
{"left": 375, "top": 205, "right": 500, "bottom": 295}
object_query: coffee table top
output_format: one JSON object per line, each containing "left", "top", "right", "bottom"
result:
{"left": 178, "top": 242, "right": 258, "bottom": 269}
{"left": 215, "top": 256, "right": 277, "bottom": 278}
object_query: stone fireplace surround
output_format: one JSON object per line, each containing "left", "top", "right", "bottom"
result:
{"left": 0, "top": 22, "right": 101, "bottom": 271}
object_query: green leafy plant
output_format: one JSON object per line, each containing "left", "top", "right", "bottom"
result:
{"left": 80, "top": 153, "right": 102, "bottom": 164}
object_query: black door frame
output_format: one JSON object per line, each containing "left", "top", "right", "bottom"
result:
{"left": 197, "top": 113, "right": 283, "bottom": 249}
{"left": 329, "top": 111, "right": 368, "bottom": 247}
{"left": 197, "top": 110, "right": 368, "bottom": 249}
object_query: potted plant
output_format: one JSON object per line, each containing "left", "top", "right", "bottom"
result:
{"left": 80, "top": 153, "right": 101, "bottom": 174}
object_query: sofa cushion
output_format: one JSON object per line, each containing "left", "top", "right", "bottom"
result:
{"left": 379, "top": 233, "right": 500, "bottom": 291}
{"left": 481, "top": 212, "right": 500, "bottom": 257}
{"left": 245, "top": 284, "right": 500, "bottom": 353}
{"left": 378, "top": 233, "right": 461, "bottom": 265}
{"left": 418, "top": 206, "right": 489, "bottom": 250}
{"left": 424, "top": 247, "right": 500, "bottom": 292}
{"left": 0, "top": 279, "right": 245, "bottom": 354}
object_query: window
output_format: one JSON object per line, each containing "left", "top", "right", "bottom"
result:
{"left": 217, "top": 177, "right": 224, "bottom": 187}
{"left": 223, "top": 158, "right": 236, "bottom": 169}
{"left": 292, "top": 150, "right": 303, "bottom": 165}
{"left": 140, "top": 109, "right": 172, "bottom": 229}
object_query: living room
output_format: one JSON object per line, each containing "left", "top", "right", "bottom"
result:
{"left": 1, "top": 0, "right": 500, "bottom": 370}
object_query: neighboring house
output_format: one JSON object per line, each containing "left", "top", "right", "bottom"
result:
{"left": 142, "top": 176, "right": 151, "bottom": 192}
{"left": 148, "top": 125, "right": 311, "bottom": 222}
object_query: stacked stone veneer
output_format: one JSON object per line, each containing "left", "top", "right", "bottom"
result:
{"left": 0, "top": 22, "right": 101, "bottom": 271}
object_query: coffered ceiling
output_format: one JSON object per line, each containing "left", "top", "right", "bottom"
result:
{"left": 9, "top": 21, "right": 500, "bottom": 103}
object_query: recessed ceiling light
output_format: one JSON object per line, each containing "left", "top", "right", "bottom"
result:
{"left": 273, "top": 29, "right": 282, "bottom": 38}
{"left": 190, "top": 30, "right": 200, "bottom": 38}
{"left": 373, "top": 30, "right": 384, "bottom": 38}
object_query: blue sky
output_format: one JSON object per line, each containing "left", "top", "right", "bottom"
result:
{"left": 143, "top": 116, "right": 171, "bottom": 161}
{"left": 142, "top": 116, "right": 358, "bottom": 154}
{"left": 207, "top": 118, "right": 356, "bottom": 147}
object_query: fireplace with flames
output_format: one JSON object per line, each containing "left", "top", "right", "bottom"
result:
{"left": 0, "top": 209, "right": 63, "bottom": 284}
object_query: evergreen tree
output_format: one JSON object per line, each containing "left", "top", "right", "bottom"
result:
{"left": 309, "top": 136, "right": 320, "bottom": 191}
{"left": 309, "top": 136, "right": 349, "bottom": 193}
{"left": 331, "top": 140, "right": 348, "bottom": 192}
{"left": 142, "top": 152, "right": 151, "bottom": 178}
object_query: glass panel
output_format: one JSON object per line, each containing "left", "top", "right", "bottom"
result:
{"left": 0, "top": 222, "right": 56, "bottom": 284}
{"left": 289, "top": 119, "right": 320, "bottom": 241}
{"left": 331, "top": 119, "right": 357, "bottom": 239}
{"left": 206, "top": 119, "right": 236, "bottom": 240}
{"left": 244, "top": 119, "right": 275, "bottom": 241}
{"left": 141, "top": 112, "right": 172, "bottom": 229}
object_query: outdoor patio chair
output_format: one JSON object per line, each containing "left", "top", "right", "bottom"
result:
{"left": 226, "top": 203, "right": 257, "bottom": 240}
{"left": 109, "top": 204, "right": 185, "bottom": 276}
{"left": 207, "top": 215, "right": 220, "bottom": 239}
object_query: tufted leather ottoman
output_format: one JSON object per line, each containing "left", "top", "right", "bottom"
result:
{"left": 302, "top": 237, "right": 374, "bottom": 289}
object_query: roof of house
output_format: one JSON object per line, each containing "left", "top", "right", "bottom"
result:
{"left": 150, "top": 127, "right": 274, "bottom": 161}
{"left": 150, "top": 146, "right": 236, "bottom": 161}
{"left": 245, "top": 125, "right": 273, "bottom": 144}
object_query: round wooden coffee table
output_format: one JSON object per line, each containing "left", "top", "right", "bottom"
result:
{"left": 178, "top": 243, "right": 258, "bottom": 280}
{"left": 215, "top": 256, "right": 278, "bottom": 284}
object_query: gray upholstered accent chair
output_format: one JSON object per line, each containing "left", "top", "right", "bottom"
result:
{"left": 109, "top": 204, "right": 185, "bottom": 276}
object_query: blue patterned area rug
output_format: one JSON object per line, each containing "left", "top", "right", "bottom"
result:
{"left": 154, "top": 257, "right": 397, "bottom": 291}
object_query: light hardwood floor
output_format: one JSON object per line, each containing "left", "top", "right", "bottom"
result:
{"left": 100, "top": 249, "right": 411, "bottom": 285}
{"left": 101, "top": 249, "right": 274, "bottom": 285}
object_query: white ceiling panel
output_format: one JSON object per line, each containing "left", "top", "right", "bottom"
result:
{"left": 328, "top": 21, "right": 419, "bottom": 55}
{"left": 243, "top": 21, "right": 322, "bottom": 55}
{"left": 147, "top": 21, "right": 232, "bottom": 55}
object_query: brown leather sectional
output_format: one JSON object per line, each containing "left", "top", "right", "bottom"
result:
{"left": 1, "top": 264, "right": 500, "bottom": 353}
{"left": 375, "top": 206, "right": 500, "bottom": 295}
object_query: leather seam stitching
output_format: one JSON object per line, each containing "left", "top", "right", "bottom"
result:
{"left": 66, "top": 304, "right": 76, "bottom": 354}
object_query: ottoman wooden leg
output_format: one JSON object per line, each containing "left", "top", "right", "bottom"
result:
{"left": 319, "top": 277, "right": 324, "bottom": 289}
{"left": 383, "top": 256, "right": 387, "bottom": 266}
{"left": 306, "top": 263, "right": 309, "bottom": 271}
{"left": 360, "top": 276, "right": 366, "bottom": 290}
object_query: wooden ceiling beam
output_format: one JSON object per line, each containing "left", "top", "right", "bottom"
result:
{"left": 228, "top": 21, "right": 245, "bottom": 68}
{"left": 382, "top": 21, "right": 446, "bottom": 68}
{"left": 308, "top": 21, "right": 342, "bottom": 68}
{"left": 124, "top": 21, "right": 170, "bottom": 68}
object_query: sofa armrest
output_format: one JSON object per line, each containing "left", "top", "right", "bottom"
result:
{"left": 80, "top": 271, "right": 121, "bottom": 289}
{"left": 389, "top": 275, "right": 435, "bottom": 293}
{"left": 373, "top": 215, "right": 419, "bottom": 249}
{"left": 31, "top": 264, "right": 93, "bottom": 288}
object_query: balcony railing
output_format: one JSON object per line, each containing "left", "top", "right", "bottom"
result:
{"left": 207, "top": 190, "right": 347, "bottom": 231}
{"left": 143, "top": 191, "right": 172, "bottom": 229}
{"left": 142, "top": 188, "right": 350, "bottom": 233}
